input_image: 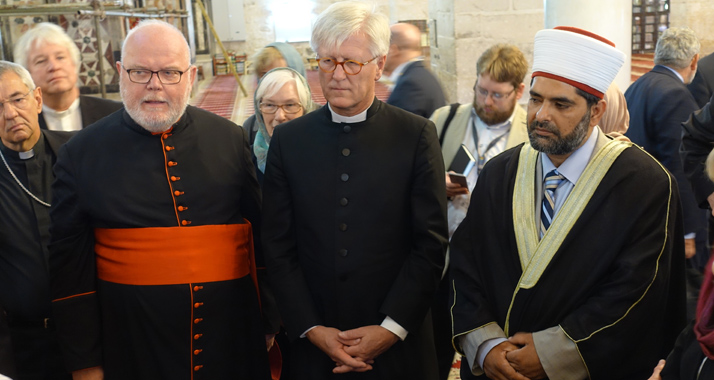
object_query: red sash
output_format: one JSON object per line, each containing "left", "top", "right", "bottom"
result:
{"left": 94, "top": 223, "right": 256, "bottom": 289}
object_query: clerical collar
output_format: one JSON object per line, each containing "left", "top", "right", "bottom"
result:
{"left": 42, "top": 97, "right": 80, "bottom": 118}
{"left": 19, "top": 150, "right": 34, "bottom": 159}
{"left": 0, "top": 132, "right": 45, "bottom": 160}
{"left": 328, "top": 100, "right": 373, "bottom": 123}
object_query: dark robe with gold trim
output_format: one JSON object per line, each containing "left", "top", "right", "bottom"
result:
{"left": 49, "top": 106, "right": 278, "bottom": 380}
{"left": 450, "top": 143, "right": 686, "bottom": 380}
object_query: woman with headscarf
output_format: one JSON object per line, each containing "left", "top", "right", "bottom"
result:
{"left": 249, "top": 67, "right": 317, "bottom": 185}
{"left": 253, "top": 42, "right": 307, "bottom": 79}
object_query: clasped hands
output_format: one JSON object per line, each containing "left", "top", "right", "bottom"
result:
{"left": 483, "top": 332, "right": 546, "bottom": 380}
{"left": 306, "top": 325, "right": 399, "bottom": 374}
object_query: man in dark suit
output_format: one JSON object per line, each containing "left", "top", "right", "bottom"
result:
{"left": 625, "top": 26, "right": 707, "bottom": 316}
{"left": 0, "top": 61, "right": 74, "bottom": 380}
{"left": 14, "top": 22, "right": 122, "bottom": 131}
{"left": 384, "top": 23, "right": 446, "bottom": 118}
{"left": 262, "top": 2, "right": 448, "bottom": 379}
{"left": 688, "top": 52, "right": 714, "bottom": 108}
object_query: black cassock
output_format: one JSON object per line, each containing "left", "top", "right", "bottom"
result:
{"left": 451, "top": 143, "right": 687, "bottom": 380}
{"left": 49, "top": 107, "right": 277, "bottom": 380}
{"left": 262, "top": 100, "right": 449, "bottom": 379}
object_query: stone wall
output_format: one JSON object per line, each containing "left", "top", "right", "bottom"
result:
{"left": 215, "top": 0, "right": 429, "bottom": 78}
{"left": 430, "top": 0, "right": 544, "bottom": 104}
{"left": 670, "top": 0, "right": 714, "bottom": 55}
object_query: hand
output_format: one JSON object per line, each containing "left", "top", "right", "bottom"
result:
{"left": 647, "top": 359, "right": 665, "bottom": 380}
{"left": 446, "top": 173, "right": 469, "bottom": 198}
{"left": 305, "top": 326, "right": 372, "bottom": 374}
{"left": 506, "top": 333, "right": 546, "bottom": 380}
{"left": 265, "top": 333, "right": 276, "bottom": 352}
{"left": 707, "top": 192, "right": 714, "bottom": 216}
{"left": 72, "top": 367, "right": 104, "bottom": 380}
{"left": 337, "top": 326, "right": 398, "bottom": 373}
{"left": 684, "top": 237, "right": 696, "bottom": 259}
{"left": 482, "top": 341, "right": 530, "bottom": 380}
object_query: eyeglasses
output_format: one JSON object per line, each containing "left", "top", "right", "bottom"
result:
{"left": 316, "top": 56, "right": 379, "bottom": 75}
{"left": 122, "top": 64, "right": 191, "bottom": 84}
{"left": 474, "top": 83, "right": 515, "bottom": 101}
{"left": 0, "top": 89, "right": 33, "bottom": 115}
{"left": 259, "top": 102, "right": 303, "bottom": 114}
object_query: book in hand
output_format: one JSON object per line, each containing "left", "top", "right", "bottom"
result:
{"left": 448, "top": 144, "right": 476, "bottom": 188}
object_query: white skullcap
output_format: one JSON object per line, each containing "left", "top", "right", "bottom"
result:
{"left": 532, "top": 26, "right": 625, "bottom": 99}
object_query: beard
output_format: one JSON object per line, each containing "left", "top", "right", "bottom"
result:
{"left": 528, "top": 108, "right": 591, "bottom": 156}
{"left": 120, "top": 83, "right": 191, "bottom": 133}
{"left": 474, "top": 98, "right": 516, "bottom": 126}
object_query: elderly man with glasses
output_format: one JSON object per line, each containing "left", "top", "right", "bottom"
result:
{"left": 261, "top": 2, "right": 448, "bottom": 379}
{"left": 14, "top": 22, "right": 122, "bottom": 131}
{"left": 48, "top": 20, "right": 278, "bottom": 380}
{"left": 0, "top": 60, "right": 75, "bottom": 380}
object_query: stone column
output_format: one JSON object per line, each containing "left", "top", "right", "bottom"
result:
{"left": 429, "top": 0, "right": 544, "bottom": 104}
{"left": 544, "top": 0, "right": 632, "bottom": 91}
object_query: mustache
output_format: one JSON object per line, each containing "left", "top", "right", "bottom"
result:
{"left": 529, "top": 120, "right": 560, "bottom": 136}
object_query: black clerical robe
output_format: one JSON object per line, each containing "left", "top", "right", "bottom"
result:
{"left": 450, "top": 143, "right": 686, "bottom": 380}
{"left": 49, "top": 106, "right": 277, "bottom": 380}
{"left": 262, "top": 99, "right": 449, "bottom": 379}
{"left": 0, "top": 130, "right": 73, "bottom": 379}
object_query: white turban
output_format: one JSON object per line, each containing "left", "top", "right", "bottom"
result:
{"left": 532, "top": 26, "right": 625, "bottom": 99}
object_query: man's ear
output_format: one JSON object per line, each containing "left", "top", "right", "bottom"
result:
{"left": 588, "top": 99, "right": 607, "bottom": 128}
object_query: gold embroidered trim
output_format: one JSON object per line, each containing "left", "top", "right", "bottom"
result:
{"left": 506, "top": 140, "right": 630, "bottom": 333}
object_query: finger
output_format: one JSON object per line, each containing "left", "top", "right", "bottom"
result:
{"left": 651, "top": 359, "right": 665, "bottom": 376}
{"left": 508, "top": 333, "right": 527, "bottom": 346}
{"left": 331, "top": 349, "right": 368, "bottom": 370}
{"left": 336, "top": 337, "right": 361, "bottom": 346}
{"left": 338, "top": 328, "right": 365, "bottom": 340}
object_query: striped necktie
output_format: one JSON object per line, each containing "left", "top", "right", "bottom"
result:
{"left": 541, "top": 169, "right": 565, "bottom": 235}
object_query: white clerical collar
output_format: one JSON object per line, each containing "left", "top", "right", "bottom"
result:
{"left": 661, "top": 65, "right": 685, "bottom": 83}
{"left": 42, "top": 97, "right": 80, "bottom": 118}
{"left": 19, "top": 149, "right": 34, "bottom": 160}
{"left": 328, "top": 101, "right": 373, "bottom": 123}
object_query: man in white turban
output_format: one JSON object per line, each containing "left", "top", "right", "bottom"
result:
{"left": 450, "top": 26, "right": 686, "bottom": 380}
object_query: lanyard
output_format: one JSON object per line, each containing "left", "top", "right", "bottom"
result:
{"left": 471, "top": 116, "right": 509, "bottom": 173}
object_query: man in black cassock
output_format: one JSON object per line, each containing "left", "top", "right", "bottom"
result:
{"left": 49, "top": 21, "right": 278, "bottom": 380}
{"left": 0, "top": 61, "right": 73, "bottom": 379}
{"left": 261, "top": 2, "right": 448, "bottom": 379}
{"left": 450, "top": 27, "right": 686, "bottom": 380}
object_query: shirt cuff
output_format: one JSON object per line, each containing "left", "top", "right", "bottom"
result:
{"left": 300, "top": 325, "right": 319, "bottom": 338}
{"left": 684, "top": 232, "right": 696, "bottom": 239}
{"left": 532, "top": 326, "right": 588, "bottom": 380}
{"left": 381, "top": 316, "right": 408, "bottom": 341}
{"left": 476, "top": 338, "right": 508, "bottom": 369}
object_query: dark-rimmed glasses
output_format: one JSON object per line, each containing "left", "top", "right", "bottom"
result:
{"left": 0, "top": 89, "right": 33, "bottom": 115}
{"left": 259, "top": 102, "right": 303, "bottom": 114}
{"left": 316, "top": 56, "right": 379, "bottom": 75}
{"left": 122, "top": 64, "right": 191, "bottom": 84}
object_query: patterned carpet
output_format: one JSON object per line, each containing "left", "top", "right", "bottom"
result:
{"left": 192, "top": 70, "right": 392, "bottom": 126}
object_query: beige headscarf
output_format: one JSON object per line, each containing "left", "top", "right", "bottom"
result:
{"left": 599, "top": 82, "right": 630, "bottom": 134}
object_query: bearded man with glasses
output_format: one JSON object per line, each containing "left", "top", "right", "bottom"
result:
{"left": 48, "top": 20, "right": 278, "bottom": 380}
{"left": 262, "top": 2, "right": 448, "bottom": 379}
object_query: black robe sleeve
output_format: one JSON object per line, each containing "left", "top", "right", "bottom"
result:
{"left": 681, "top": 91, "right": 714, "bottom": 209}
{"left": 49, "top": 143, "right": 102, "bottom": 372}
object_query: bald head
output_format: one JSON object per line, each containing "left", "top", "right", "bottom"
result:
{"left": 385, "top": 23, "right": 423, "bottom": 73}
{"left": 122, "top": 20, "right": 191, "bottom": 67}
